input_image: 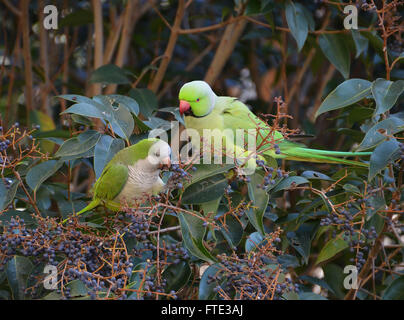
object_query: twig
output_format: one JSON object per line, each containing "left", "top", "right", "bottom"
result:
{"left": 149, "top": 0, "right": 186, "bottom": 93}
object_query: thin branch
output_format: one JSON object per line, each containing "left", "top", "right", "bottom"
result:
{"left": 204, "top": 17, "right": 247, "bottom": 85}
{"left": 149, "top": 0, "right": 186, "bottom": 93}
{"left": 20, "top": 0, "right": 34, "bottom": 121}
{"left": 2, "top": 0, "right": 21, "bottom": 16}
{"left": 91, "top": 0, "right": 104, "bottom": 96}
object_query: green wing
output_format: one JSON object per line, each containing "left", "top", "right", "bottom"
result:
{"left": 93, "top": 163, "right": 128, "bottom": 201}
{"left": 218, "top": 97, "right": 370, "bottom": 166}
{"left": 219, "top": 97, "right": 284, "bottom": 147}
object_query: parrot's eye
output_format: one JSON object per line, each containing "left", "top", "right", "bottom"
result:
{"left": 155, "top": 151, "right": 160, "bottom": 157}
{"left": 196, "top": 98, "right": 200, "bottom": 102}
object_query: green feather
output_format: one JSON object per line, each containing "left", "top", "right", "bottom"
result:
{"left": 180, "top": 81, "right": 371, "bottom": 167}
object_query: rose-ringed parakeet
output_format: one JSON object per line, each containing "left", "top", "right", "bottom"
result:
{"left": 178, "top": 80, "right": 371, "bottom": 169}
{"left": 64, "top": 138, "right": 171, "bottom": 223}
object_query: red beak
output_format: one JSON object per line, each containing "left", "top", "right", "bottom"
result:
{"left": 179, "top": 100, "right": 191, "bottom": 115}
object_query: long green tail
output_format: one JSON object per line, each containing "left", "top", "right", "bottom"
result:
{"left": 61, "top": 199, "right": 100, "bottom": 224}
{"left": 270, "top": 146, "right": 371, "bottom": 167}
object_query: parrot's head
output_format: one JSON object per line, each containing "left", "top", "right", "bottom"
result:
{"left": 146, "top": 139, "right": 172, "bottom": 170}
{"left": 178, "top": 81, "right": 217, "bottom": 117}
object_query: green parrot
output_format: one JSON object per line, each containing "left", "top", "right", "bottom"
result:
{"left": 178, "top": 80, "right": 371, "bottom": 170}
{"left": 64, "top": 138, "right": 171, "bottom": 223}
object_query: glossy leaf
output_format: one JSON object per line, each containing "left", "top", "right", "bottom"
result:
{"left": 369, "top": 138, "right": 400, "bottom": 180}
{"left": 247, "top": 172, "right": 268, "bottom": 235}
{"left": 219, "top": 214, "right": 243, "bottom": 248}
{"left": 163, "top": 261, "right": 192, "bottom": 293}
{"left": 301, "top": 170, "right": 333, "bottom": 181}
{"left": 0, "top": 180, "right": 19, "bottom": 211}
{"left": 245, "top": 232, "right": 264, "bottom": 252}
{"left": 94, "top": 135, "right": 125, "bottom": 179}
{"left": 318, "top": 34, "right": 351, "bottom": 79}
{"left": 315, "top": 79, "right": 372, "bottom": 118}
{"left": 382, "top": 275, "right": 404, "bottom": 300}
{"left": 316, "top": 237, "right": 348, "bottom": 264}
{"left": 5, "top": 256, "right": 33, "bottom": 300}
{"left": 199, "top": 263, "right": 222, "bottom": 300}
{"left": 272, "top": 176, "right": 309, "bottom": 192}
{"left": 351, "top": 30, "right": 368, "bottom": 58}
{"left": 89, "top": 64, "right": 131, "bottom": 84}
{"left": 371, "top": 78, "right": 404, "bottom": 116}
{"left": 55, "top": 130, "right": 101, "bottom": 158}
{"left": 285, "top": 0, "right": 308, "bottom": 51}
{"left": 358, "top": 117, "right": 404, "bottom": 151}
{"left": 181, "top": 174, "right": 227, "bottom": 204}
{"left": 178, "top": 212, "right": 216, "bottom": 263}
{"left": 26, "top": 159, "right": 64, "bottom": 193}
{"left": 129, "top": 88, "right": 158, "bottom": 118}
{"left": 93, "top": 95, "right": 134, "bottom": 141}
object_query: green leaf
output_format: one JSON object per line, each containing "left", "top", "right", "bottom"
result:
{"left": 351, "top": 30, "right": 369, "bottom": 58}
{"left": 178, "top": 212, "right": 217, "bottom": 263}
{"left": 93, "top": 95, "right": 134, "bottom": 141}
{"left": 5, "top": 256, "right": 34, "bottom": 300}
{"left": 163, "top": 261, "right": 192, "bottom": 293}
{"left": 285, "top": 0, "right": 309, "bottom": 51}
{"left": 369, "top": 138, "right": 400, "bottom": 180}
{"left": 61, "top": 102, "right": 112, "bottom": 121}
{"left": 316, "top": 237, "right": 348, "bottom": 264}
{"left": 287, "top": 223, "right": 318, "bottom": 264}
{"left": 26, "top": 160, "right": 64, "bottom": 194}
{"left": 272, "top": 176, "right": 309, "bottom": 192}
{"left": 185, "top": 164, "right": 234, "bottom": 187}
{"left": 382, "top": 275, "right": 404, "bottom": 300}
{"left": 247, "top": 172, "right": 269, "bottom": 235}
{"left": 106, "top": 94, "right": 139, "bottom": 116}
{"left": 277, "top": 254, "right": 300, "bottom": 268}
{"left": 89, "top": 64, "right": 131, "bottom": 84}
{"left": 315, "top": 79, "right": 372, "bottom": 118}
{"left": 94, "top": 135, "right": 125, "bottom": 179}
{"left": 129, "top": 88, "right": 158, "bottom": 118}
{"left": 126, "top": 262, "right": 155, "bottom": 299}
{"left": 245, "top": 232, "right": 264, "bottom": 252}
{"left": 67, "top": 279, "right": 88, "bottom": 297}
{"left": 218, "top": 214, "right": 243, "bottom": 248}
{"left": 55, "top": 130, "right": 101, "bottom": 158}
{"left": 318, "top": 34, "right": 351, "bottom": 79}
{"left": 358, "top": 117, "right": 404, "bottom": 151}
{"left": 199, "top": 263, "right": 222, "bottom": 300}
{"left": 301, "top": 170, "right": 333, "bottom": 181}
{"left": 181, "top": 174, "right": 227, "bottom": 204}
{"left": 323, "top": 264, "right": 345, "bottom": 299}
{"left": 0, "top": 180, "right": 19, "bottom": 211}
{"left": 371, "top": 78, "right": 404, "bottom": 116}
{"left": 343, "top": 183, "right": 361, "bottom": 195}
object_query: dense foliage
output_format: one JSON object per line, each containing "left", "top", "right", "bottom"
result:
{"left": 0, "top": 0, "right": 403, "bottom": 300}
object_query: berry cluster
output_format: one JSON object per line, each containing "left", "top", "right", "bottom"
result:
{"left": 204, "top": 229, "right": 298, "bottom": 300}
{"left": 255, "top": 161, "right": 289, "bottom": 190}
{"left": 320, "top": 205, "right": 378, "bottom": 270}
{"left": 0, "top": 213, "right": 183, "bottom": 300}
{"left": 166, "top": 164, "right": 196, "bottom": 189}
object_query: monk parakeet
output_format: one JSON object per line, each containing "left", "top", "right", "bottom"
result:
{"left": 65, "top": 138, "right": 171, "bottom": 222}
{"left": 178, "top": 81, "right": 371, "bottom": 169}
